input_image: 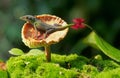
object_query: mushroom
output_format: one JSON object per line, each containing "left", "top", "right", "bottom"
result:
{"left": 0, "top": 62, "right": 6, "bottom": 70}
{"left": 21, "top": 14, "right": 68, "bottom": 62}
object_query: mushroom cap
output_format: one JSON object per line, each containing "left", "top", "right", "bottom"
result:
{"left": 22, "top": 14, "right": 68, "bottom": 48}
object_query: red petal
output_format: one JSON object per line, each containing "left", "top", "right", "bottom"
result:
{"left": 71, "top": 24, "right": 79, "bottom": 30}
{"left": 71, "top": 18, "right": 85, "bottom": 30}
{"left": 78, "top": 23, "right": 86, "bottom": 28}
{"left": 73, "top": 18, "right": 85, "bottom": 23}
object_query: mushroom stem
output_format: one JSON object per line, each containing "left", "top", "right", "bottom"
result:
{"left": 44, "top": 45, "right": 51, "bottom": 62}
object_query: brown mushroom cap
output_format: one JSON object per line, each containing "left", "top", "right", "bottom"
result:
{"left": 22, "top": 14, "right": 68, "bottom": 48}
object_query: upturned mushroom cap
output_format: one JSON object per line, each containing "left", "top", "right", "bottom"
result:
{"left": 22, "top": 14, "right": 68, "bottom": 48}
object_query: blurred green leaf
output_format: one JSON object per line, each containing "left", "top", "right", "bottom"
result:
{"left": 9, "top": 48, "right": 24, "bottom": 56}
{"left": 83, "top": 31, "right": 120, "bottom": 62}
{"left": 27, "top": 49, "right": 44, "bottom": 56}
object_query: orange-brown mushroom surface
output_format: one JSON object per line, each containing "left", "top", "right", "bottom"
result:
{"left": 0, "top": 62, "right": 6, "bottom": 70}
{"left": 22, "top": 14, "right": 68, "bottom": 48}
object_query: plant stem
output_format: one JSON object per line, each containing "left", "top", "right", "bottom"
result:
{"left": 84, "top": 24, "right": 93, "bottom": 30}
{"left": 44, "top": 45, "right": 51, "bottom": 62}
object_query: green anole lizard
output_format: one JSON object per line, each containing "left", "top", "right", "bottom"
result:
{"left": 20, "top": 15, "right": 72, "bottom": 38}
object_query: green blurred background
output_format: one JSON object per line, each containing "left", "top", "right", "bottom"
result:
{"left": 0, "top": 0, "right": 120, "bottom": 60}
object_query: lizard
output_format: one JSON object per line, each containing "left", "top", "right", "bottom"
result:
{"left": 20, "top": 15, "right": 72, "bottom": 38}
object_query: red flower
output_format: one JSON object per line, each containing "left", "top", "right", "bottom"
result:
{"left": 71, "top": 18, "right": 85, "bottom": 30}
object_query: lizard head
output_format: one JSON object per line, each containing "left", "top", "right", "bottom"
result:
{"left": 20, "top": 15, "right": 36, "bottom": 24}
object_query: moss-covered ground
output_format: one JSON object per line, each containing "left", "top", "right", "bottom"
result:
{"left": 1, "top": 49, "right": 120, "bottom": 78}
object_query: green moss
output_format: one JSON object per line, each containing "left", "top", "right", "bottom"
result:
{"left": 36, "top": 63, "right": 78, "bottom": 78}
{"left": 7, "top": 50, "right": 84, "bottom": 78}
{"left": 6, "top": 49, "right": 120, "bottom": 78}
{"left": 96, "top": 68, "right": 120, "bottom": 78}
{"left": 0, "top": 69, "right": 8, "bottom": 78}
{"left": 51, "top": 54, "right": 89, "bottom": 69}
{"left": 80, "top": 65, "right": 98, "bottom": 78}
{"left": 91, "top": 56, "right": 120, "bottom": 71}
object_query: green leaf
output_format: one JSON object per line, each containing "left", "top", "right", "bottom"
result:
{"left": 27, "top": 49, "right": 44, "bottom": 56}
{"left": 83, "top": 31, "right": 120, "bottom": 62}
{"left": 9, "top": 48, "right": 24, "bottom": 56}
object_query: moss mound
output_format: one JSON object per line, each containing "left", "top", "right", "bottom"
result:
{"left": 6, "top": 49, "right": 120, "bottom": 78}
{"left": 0, "top": 69, "right": 8, "bottom": 78}
{"left": 96, "top": 68, "right": 120, "bottom": 78}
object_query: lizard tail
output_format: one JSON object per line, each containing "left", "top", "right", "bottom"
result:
{"left": 55, "top": 24, "right": 74, "bottom": 30}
